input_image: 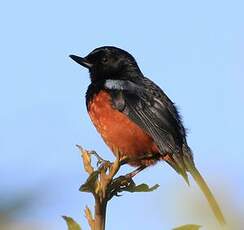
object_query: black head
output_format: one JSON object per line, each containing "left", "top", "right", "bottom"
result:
{"left": 70, "top": 46, "right": 142, "bottom": 82}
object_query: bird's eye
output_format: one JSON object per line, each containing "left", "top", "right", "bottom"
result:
{"left": 102, "top": 57, "right": 108, "bottom": 63}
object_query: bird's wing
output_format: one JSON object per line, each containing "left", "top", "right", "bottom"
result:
{"left": 105, "top": 78, "right": 194, "bottom": 182}
{"left": 104, "top": 78, "right": 186, "bottom": 155}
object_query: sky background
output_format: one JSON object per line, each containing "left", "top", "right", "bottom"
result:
{"left": 0, "top": 0, "right": 244, "bottom": 229}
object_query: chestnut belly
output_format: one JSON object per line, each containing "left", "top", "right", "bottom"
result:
{"left": 88, "top": 90, "right": 160, "bottom": 166}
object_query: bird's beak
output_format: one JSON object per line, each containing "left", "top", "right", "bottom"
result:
{"left": 69, "top": 54, "right": 93, "bottom": 69}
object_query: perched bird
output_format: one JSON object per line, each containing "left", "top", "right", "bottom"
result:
{"left": 70, "top": 46, "right": 225, "bottom": 224}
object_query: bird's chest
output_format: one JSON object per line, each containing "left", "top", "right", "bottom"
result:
{"left": 87, "top": 90, "right": 158, "bottom": 164}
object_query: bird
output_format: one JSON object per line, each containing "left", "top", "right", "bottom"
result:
{"left": 69, "top": 46, "right": 225, "bottom": 225}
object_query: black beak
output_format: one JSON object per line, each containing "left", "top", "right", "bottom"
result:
{"left": 69, "top": 54, "right": 93, "bottom": 69}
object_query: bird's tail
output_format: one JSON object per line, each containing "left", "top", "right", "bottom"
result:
{"left": 165, "top": 145, "right": 226, "bottom": 225}
{"left": 184, "top": 156, "right": 226, "bottom": 225}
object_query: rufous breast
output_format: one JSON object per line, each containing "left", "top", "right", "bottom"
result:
{"left": 87, "top": 90, "right": 160, "bottom": 166}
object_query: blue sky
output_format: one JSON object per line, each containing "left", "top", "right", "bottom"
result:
{"left": 0, "top": 0, "right": 243, "bottom": 229}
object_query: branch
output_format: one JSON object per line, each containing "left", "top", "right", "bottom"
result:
{"left": 63, "top": 146, "right": 202, "bottom": 230}
{"left": 77, "top": 146, "right": 158, "bottom": 230}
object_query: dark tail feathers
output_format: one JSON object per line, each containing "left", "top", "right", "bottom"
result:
{"left": 165, "top": 145, "right": 226, "bottom": 225}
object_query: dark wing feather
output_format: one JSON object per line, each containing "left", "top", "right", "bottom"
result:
{"left": 123, "top": 92, "right": 181, "bottom": 154}
{"left": 105, "top": 77, "right": 186, "bottom": 155}
{"left": 105, "top": 78, "right": 193, "bottom": 182}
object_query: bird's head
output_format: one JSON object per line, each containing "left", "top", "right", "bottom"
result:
{"left": 70, "top": 46, "right": 141, "bottom": 82}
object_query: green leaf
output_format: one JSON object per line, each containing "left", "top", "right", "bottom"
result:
{"left": 173, "top": 224, "right": 201, "bottom": 230}
{"left": 126, "top": 183, "right": 160, "bottom": 192}
{"left": 63, "top": 216, "right": 82, "bottom": 230}
{"left": 109, "top": 176, "right": 160, "bottom": 198}
{"left": 79, "top": 171, "right": 99, "bottom": 193}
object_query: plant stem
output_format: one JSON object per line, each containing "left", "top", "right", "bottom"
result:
{"left": 94, "top": 196, "right": 107, "bottom": 230}
{"left": 79, "top": 147, "right": 160, "bottom": 230}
